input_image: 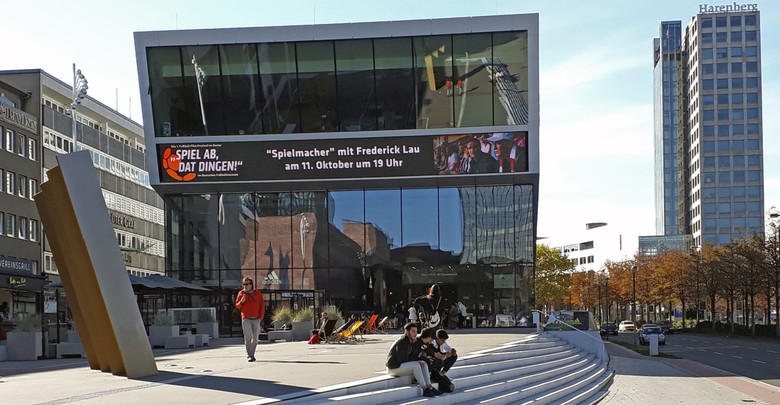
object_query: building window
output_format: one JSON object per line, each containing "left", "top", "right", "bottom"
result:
{"left": 5, "top": 213, "right": 15, "bottom": 237}
{"left": 6, "top": 171, "right": 15, "bottom": 195}
{"left": 29, "top": 219, "right": 38, "bottom": 241}
{"left": 715, "top": 17, "right": 727, "bottom": 28}
{"left": 745, "top": 15, "right": 757, "bottom": 26}
{"left": 0, "top": 212, "right": 3, "bottom": 235}
{"left": 730, "top": 31, "right": 742, "bottom": 42}
{"left": 701, "top": 17, "right": 713, "bottom": 28}
{"left": 745, "top": 31, "right": 757, "bottom": 41}
{"left": 17, "top": 134, "right": 25, "bottom": 156}
{"left": 29, "top": 179, "right": 37, "bottom": 199}
{"left": 18, "top": 217, "right": 28, "bottom": 239}
{"left": 5, "top": 129, "right": 14, "bottom": 151}
{"left": 18, "top": 175, "right": 26, "bottom": 198}
{"left": 28, "top": 138, "right": 37, "bottom": 161}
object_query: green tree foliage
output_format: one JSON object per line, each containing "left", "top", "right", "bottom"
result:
{"left": 535, "top": 244, "right": 574, "bottom": 310}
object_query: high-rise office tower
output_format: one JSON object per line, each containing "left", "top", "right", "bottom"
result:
{"left": 653, "top": 8, "right": 764, "bottom": 246}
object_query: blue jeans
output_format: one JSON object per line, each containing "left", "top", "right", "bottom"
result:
{"left": 241, "top": 318, "right": 262, "bottom": 358}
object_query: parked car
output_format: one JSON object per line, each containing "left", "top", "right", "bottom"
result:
{"left": 618, "top": 320, "right": 636, "bottom": 332}
{"left": 600, "top": 322, "right": 619, "bottom": 336}
{"left": 656, "top": 320, "right": 674, "bottom": 334}
{"left": 638, "top": 324, "right": 666, "bottom": 345}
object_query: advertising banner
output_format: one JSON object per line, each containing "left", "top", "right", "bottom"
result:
{"left": 157, "top": 132, "right": 528, "bottom": 183}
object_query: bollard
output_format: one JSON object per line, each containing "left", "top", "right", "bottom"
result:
{"left": 648, "top": 334, "right": 659, "bottom": 356}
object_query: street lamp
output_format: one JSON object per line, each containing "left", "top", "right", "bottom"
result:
{"left": 631, "top": 265, "right": 637, "bottom": 323}
{"left": 70, "top": 63, "right": 88, "bottom": 151}
{"left": 605, "top": 274, "right": 610, "bottom": 323}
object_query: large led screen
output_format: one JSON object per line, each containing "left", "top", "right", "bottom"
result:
{"left": 157, "top": 131, "right": 528, "bottom": 183}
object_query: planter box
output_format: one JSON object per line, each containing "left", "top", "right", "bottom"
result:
{"left": 67, "top": 330, "right": 81, "bottom": 343}
{"left": 292, "top": 320, "right": 314, "bottom": 341}
{"left": 149, "top": 325, "right": 180, "bottom": 348}
{"left": 196, "top": 322, "right": 219, "bottom": 339}
{"left": 7, "top": 331, "right": 43, "bottom": 361}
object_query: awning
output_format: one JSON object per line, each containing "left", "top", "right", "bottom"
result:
{"left": 145, "top": 275, "right": 210, "bottom": 291}
{"left": 48, "top": 274, "right": 210, "bottom": 292}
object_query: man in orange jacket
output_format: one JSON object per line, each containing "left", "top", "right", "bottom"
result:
{"left": 235, "top": 276, "right": 265, "bottom": 362}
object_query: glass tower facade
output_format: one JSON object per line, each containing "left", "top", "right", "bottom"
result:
{"left": 653, "top": 21, "right": 683, "bottom": 236}
{"left": 654, "top": 10, "right": 764, "bottom": 246}
{"left": 136, "top": 15, "right": 540, "bottom": 331}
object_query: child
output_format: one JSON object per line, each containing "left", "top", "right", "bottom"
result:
{"left": 308, "top": 329, "right": 321, "bottom": 344}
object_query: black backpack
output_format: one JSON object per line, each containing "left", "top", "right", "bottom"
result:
{"left": 431, "top": 370, "right": 454, "bottom": 393}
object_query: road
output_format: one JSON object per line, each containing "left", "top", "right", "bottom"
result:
{"left": 606, "top": 331, "right": 780, "bottom": 388}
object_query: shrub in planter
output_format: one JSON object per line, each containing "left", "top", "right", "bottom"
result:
{"left": 196, "top": 308, "right": 218, "bottom": 339}
{"left": 292, "top": 308, "right": 315, "bottom": 341}
{"left": 271, "top": 306, "right": 294, "bottom": 330}
{"left": 7, "top": 313, "right": 43, "bottom": 361}
{"left": 149, "top": 312, "right": 179, "bottom": 347}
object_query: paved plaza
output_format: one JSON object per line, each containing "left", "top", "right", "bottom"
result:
{"left": 1, "top": 330, "right": 780, "bottom": 404}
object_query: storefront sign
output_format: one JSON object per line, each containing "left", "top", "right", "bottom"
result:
{"left": 699, "top": 3, "right": 758, "bottom": 13}
{"left": 9, "top": 276, "right": 27, "bottom": 287}
{"left": 157, "top": 131, "right": 528, "bottom": 183}
{"left": 0, "top": 256, "right": 32, "bottom": 272}
{"left": 280, "top": 291, "right": 314, "bottom": 298}
{"left": 110, "top": 212, "right": 136, "bottom": 229}
{"left": 0, "top": 105, "right": 38, "bottom": 132}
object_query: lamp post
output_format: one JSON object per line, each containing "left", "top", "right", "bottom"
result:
{"left": 70, "top": 64, "right": 88, "bottom": 151}
{"left": 631, "top": 265, "right": 637, "bottom": 323}
{"left": 605, "top": 274, "right": 610, "bottom": 323}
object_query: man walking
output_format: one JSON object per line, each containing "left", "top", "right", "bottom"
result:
{"left": 235, "top": 276, "right": 264, "bottom": 362}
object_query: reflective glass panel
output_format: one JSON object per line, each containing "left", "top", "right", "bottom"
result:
{"left": 492, "top": 32, "right": 529, "bottom": 126}
{"left": 374, "top": 38, "right": 416, "bottom": 130}
{"left": 335, "top": 40, "right": 377, "bottom": 131}
{"left": 401, "top": 188, "right": 439, "bottom": 249}
{"left": 147, "top": 47, "right": 186, "bottom": 137}
{"left": 414, "top": 35, "right": 453, "bottom": 129}
{"left": 452, "top": 33, "right": 493, "bottom": 127}
{"left": 258, "top": 42, "right": 300, "bottom": 134}
{"left": 219, "top": 44, "right": 262, "bottom": 135}
{"left": 296, "top": 41, "right": 337, "bottom": 133}
{"left": 328, "top": 190, "right": 365, "bottom": 268}
{"left": 184, "top": 45, "right": 225, "bottom": 135}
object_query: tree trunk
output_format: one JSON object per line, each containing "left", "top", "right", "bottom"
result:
{"left": 710, "top": 295, "right": 717, "bottom": 333}
{"left": 750, "top": 293, "right": 756, "bottom": 336}
{"left": 681, "top": 299, "right": 686, "bottom": 330}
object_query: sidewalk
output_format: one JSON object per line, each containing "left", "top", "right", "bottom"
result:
{"left": 602, "top": 340, "right": 780, "bottom": 404}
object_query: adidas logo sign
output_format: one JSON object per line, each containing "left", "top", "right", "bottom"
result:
{"left": 262, "top": 271, "right": 282, "bottom": 285}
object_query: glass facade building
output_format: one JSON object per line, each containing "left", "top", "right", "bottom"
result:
{"left": 136, "top": 14, "right": 539, "bottom": 330}
{"left": 653, "top": 10, "right": 764, "bottom": 246}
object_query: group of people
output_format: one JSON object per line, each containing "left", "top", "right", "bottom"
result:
{"left": 386, "top": 323, "right": 458, "bottom": 397}
{"left": 436, "top": 133, "right": 528, "bottom": 175}
{"left": 398, "top": 285, "right": 468, "bottom": 331}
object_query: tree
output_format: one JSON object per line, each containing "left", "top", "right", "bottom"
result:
{"left": 535, "top": 244, "right": 574, "bottom": 311}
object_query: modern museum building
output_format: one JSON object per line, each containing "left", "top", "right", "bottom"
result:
{"left": 134, "top": 13, "right": 540, "bottom": 329}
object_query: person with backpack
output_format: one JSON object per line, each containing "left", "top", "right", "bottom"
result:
{"left": 235, "top": 276, "right": 265, "bottom": 362}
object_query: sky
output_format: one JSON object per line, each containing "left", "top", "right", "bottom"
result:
{"left": 2, "top": 0, "right": 778, "bottom": 249}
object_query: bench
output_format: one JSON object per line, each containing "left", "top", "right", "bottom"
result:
{"left": 165, "top": 335, "right": 195, "bottom": 349}
{"left": 267, "top": 330, "right": 294, "bottom": 342}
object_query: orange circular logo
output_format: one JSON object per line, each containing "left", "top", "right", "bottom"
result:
{"left": 162, "top": 147, "right": 196, "bottom": 181}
